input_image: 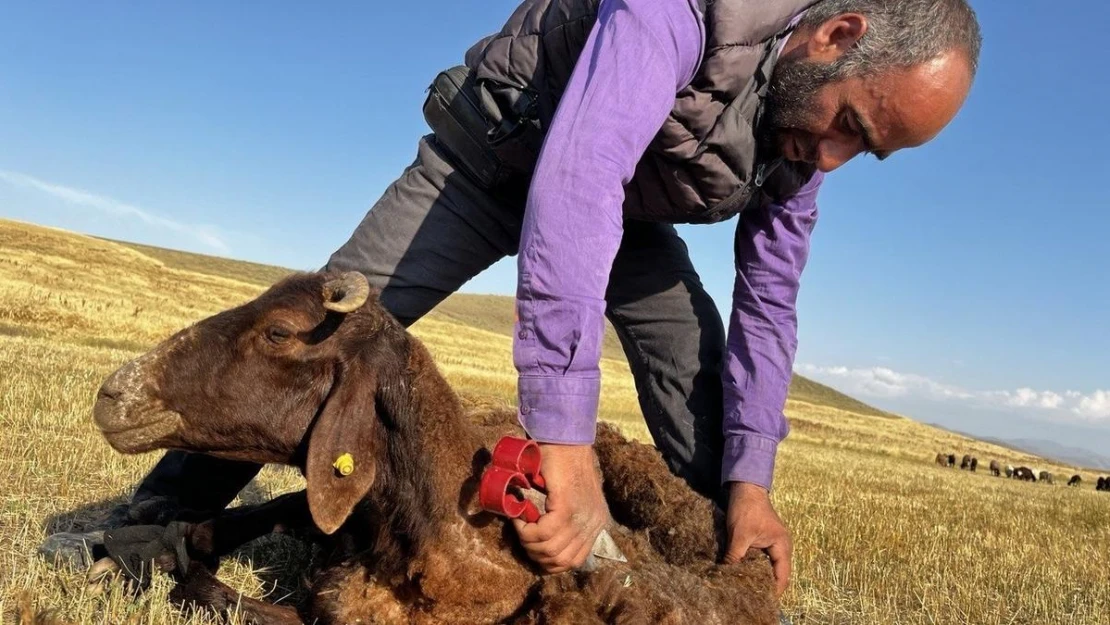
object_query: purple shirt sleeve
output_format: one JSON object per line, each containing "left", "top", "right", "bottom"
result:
{"left": 513, "top": 0, "right": 705, "bottom": 444}
{"left": 721, "top": 171, "right": 824, "bottom": 490}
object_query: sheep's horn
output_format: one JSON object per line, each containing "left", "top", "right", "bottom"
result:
{"left": 322, "top": 271, "right": 370, "bottom": 313}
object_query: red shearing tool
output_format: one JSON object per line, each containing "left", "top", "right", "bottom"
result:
{"left": 478, "top": 436, "right": 628, "bottom": 567}
{"left": 478, "top": 436, "right": 547, "bottom": 522}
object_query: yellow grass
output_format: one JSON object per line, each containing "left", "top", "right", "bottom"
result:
{"left": 1, "top": 218, "right": 1107, "bottom": 624}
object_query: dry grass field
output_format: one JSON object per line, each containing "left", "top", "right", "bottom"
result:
{"left": 1, "top": 218, "right": 1107, "bottom": 624}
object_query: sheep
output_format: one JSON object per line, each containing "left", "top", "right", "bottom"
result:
{"left": 90, "top": 271, "right": 781, "bottom": 625}
{"left": 1005, "top": 465, "right": 1014, "bottom": 478}
{"left": 947, "top": 454, "right": 957, "bottom": 467}
{"left": 1012, "top": 467, "right": 1036, "bottom": 482}
{"left": 1098, "top": 477, "right": 1108, "bottom": 492}
{"left": 1067, "top": 475, "right": 1082, "bottom": 487}
{"left": 989, "top": 460, "right": 1001, "bottom": 477}
{"left": 960, "top": 455, "right": 972, "bottom": 470}
{"left": 1039, "top": 471, "right": 1054, "bottom": 485}
{"left": 934, "top": 453, "right": 948, "bottom": 467}
{"left": 969, "top": 457, "right": 978, "bottom": 472}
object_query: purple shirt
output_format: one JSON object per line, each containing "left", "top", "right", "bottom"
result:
{"left": 513, "top": 0, "right": 822, "bottom": 491}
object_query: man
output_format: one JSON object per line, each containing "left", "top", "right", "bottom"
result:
{"left": 44, "top": 0, "right": 980, "bottom": 599}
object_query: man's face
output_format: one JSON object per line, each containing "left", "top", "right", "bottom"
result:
{"left": 761, "top": 15, "right": 973, "bottom": 173}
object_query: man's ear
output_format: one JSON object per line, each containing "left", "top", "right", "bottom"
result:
{"left": 305, "top": 361, "right": 379, "bottom": 534}
{"left": 807, "top": 12, "right": 868, "bottom": 63}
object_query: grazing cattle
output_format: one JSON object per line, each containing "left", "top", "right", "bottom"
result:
{"left": 969, "top": 457, "right": 978, "bottom": 472}
{"left": 989, "top": 460, "right": 1001, "bottom": 477}
{"left": 1039, "top": 471, "right": 1054, "bottom": 485}
{"left": 1012, "top": 467, "right": 1037, "bottom": 482}
{"left": 1068, "top": 475, "right": 1082, "bottom": 487}
{"left": 960, "top": 454, "right": 972, "bottom": 470}
{"left": 1005, "top": 465, "right": 1014, "bottom": 478}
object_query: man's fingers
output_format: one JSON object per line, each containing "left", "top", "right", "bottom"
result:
{"left": 766, "top": 537, "right": 793, "bottom": 598}
{"left": 723, "top": 529, "right": 754, "bottom": 565}
{"left": 524, "top": 529, "right": 577, "bottom": 561}
{"left": 539, "top": 535, "right": 590, "bottom": 573}
{"left": 513, "top": 510, "right": 565, "bottom": 544}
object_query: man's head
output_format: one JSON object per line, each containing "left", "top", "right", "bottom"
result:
{"left": 762, "top": 0, "right": 982, "bottom": 172}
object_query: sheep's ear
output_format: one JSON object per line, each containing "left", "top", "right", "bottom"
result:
{"left": 305, "top": 363, "right": 380, "bottom": 535}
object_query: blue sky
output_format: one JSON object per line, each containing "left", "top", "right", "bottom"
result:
{"left": 2, "top": 2, "right": 1108, "bottom": 455}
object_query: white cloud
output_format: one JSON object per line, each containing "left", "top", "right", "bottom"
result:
{"left": 1075, "top": 390, "right": 1110, "bottom": 420}
{"left": 797, "top": 363, "right": 1109, "bottom": 424}
{"left": 997, "top": 388, "right": 1065, "bottom": 409}
{"left": 0, "top": 170, "right": 229, "bottom": 253}
{"left": 796, "top": 364, "right": 973, "bottom": 401}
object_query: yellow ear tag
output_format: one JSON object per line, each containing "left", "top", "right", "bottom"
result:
{"left": 332, "top": 453, "right": 355, "bottom": 476}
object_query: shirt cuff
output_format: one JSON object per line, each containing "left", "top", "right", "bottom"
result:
{"left": 517, "top": 376, "right": 601, "bottom": 445}
{"left": 721, "top": 434, "right": 779, "bottom": 491}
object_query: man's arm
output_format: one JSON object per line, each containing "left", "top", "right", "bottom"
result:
{"left": 510, "top": 0, "right": 705, "bottom": 573}
{"left": 720, "top": 171, "right": 823, "bottom": 596}
{"left": 722, "top": 171, "right": 824, "bottom": 489}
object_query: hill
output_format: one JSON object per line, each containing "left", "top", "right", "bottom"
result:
{"left": 984, "top": 437, "right": 1110, "bottom": 471}
{"left": 3, "top": 217, "right": 1108, "bottom": 625}
{"left": 104, "top": 231, "right": 892, "bottom": 418}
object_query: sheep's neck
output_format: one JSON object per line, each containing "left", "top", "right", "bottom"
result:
{"left": 363, "top": 341, "right": 485, "bottom": 560}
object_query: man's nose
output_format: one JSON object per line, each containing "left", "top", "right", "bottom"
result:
{"left": 815, "top": 137, "right": 863, "bottom": 173}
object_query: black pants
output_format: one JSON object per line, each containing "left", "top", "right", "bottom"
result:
{"left": 131, "top": 135, "right": 728, "bottom": 512}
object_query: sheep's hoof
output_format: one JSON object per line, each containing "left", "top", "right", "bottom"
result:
{"left": 37, "top": 530, "right": 107, "bottom": 571}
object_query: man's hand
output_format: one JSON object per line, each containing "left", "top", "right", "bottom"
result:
{"left": 723, "top": 481, "right": 793, "bottom": 598}
{"left": 511, "top": 443, "right": 610, "bottom": 574}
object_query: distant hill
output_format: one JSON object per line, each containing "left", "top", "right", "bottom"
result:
{"left": 981, "top": 437, "right": 1110, "bottom": 471}
{"left": 105, "top": 233, "right": 892, "bottom": 419}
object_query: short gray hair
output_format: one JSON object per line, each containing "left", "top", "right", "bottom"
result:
{"left": 799, "top": 0, "right": 982, "bottom": 79}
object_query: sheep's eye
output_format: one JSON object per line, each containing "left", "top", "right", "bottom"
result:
{"left": 265, "top": 326, "right": 294, "bottom": 345}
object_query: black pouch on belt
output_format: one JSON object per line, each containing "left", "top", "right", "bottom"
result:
{"left": 422, "top": 66, "right": 507, "bottom": 190}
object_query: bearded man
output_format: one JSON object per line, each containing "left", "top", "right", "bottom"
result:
{"left": 44, "top": 0, "right": 981, "bottom": 599}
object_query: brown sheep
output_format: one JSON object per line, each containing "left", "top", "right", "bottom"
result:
{"left": 90, "top": 271, "right": 781, "bottom": 625}
{"left": 960, "top": 454, "right": 972, "bottom": 470}
{"left": 1068, "top": 475, "right": 1082, "bottom": 487}
{"left": 1039, "top": 471, "right": 1054, "bottom": 485}
{"left": 935, "top": 453, "right": 948, "bottom": 467}
{"left": 989, "top": 460, "right": 1001, "bottom": 477}
{"left": 969, "top": 457, "right": 978, "bottom": 472}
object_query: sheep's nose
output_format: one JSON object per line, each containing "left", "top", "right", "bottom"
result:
{"left": 97, "top": 367, "right": 128, "bottom": 402}
{"left": 93, "top": 360, "right": 143, "bottom": 431}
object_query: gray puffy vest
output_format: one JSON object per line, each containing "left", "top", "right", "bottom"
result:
{"left": 462, "top": 0, "right": 819, "bottom": 224}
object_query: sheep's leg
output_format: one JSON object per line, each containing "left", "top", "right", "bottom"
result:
{"left": 168, "top": 491, "right": 314, "bottom": 624}
{"left": 170, "top": 565, "right": 305, "bottom": 625}
{"left": 187, "top": 490, "right": 315, "bottom": 563}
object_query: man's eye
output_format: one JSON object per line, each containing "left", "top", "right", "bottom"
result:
{"left": 842, "top": 113, "right": 859, "bottom": 135}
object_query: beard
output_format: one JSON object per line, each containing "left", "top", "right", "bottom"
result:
{"left": 757, "top": 56, "right": 841, "bottom": 159}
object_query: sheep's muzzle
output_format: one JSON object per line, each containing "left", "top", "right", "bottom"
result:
{"left": 93, "top": 355, "right": 183, "bottom": 454}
